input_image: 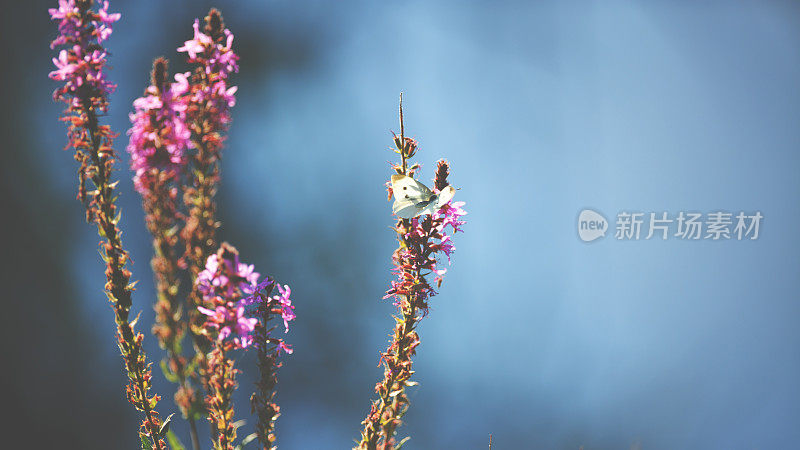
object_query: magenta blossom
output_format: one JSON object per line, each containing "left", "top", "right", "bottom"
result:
{"left": 179, "top": 15, "right": 239, "bottom": 127}
{"left": 197, "top": 248, "right": 260, "bottom": 300}
{"left": 198, "top": 303, "right": 258, "bottom": 349}
{"left": 241, "top": 279, "right": 295, "bottom": 355}
{"left": 178, "top": 19, "right": 239, "bottom": 78}
{"left": 127, "top": 68, "right": 192, "bottom": 193}
{"left": 177, "top": 20, "right": 212, "bottom": 59}
{"left": 49, "top": 0, "right": 119, "bottom": 109}
{"left": 49, "top": 0, "right": 119, "bottom": 47}
{"left": 383, "top": 171, "right": 467, "bottom": 311}
{"left": 435, "top": 200, "right": 467, "bottom": 234}
{"left": 273, "top": 284, "right": 296, "bottom": 333}
{"left": 278, "top": 341, "right": 293, "bottom": 355}
{"left": 195, "top": 243, "right": 282, "bottom": 351}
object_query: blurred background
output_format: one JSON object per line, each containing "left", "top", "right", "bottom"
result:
{"left": 2, "top": 0, "right": 800, "bottom": 448}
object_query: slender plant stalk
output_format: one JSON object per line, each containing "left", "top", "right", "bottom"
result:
{"left": 146, "top": 175, "right": 201, "bottom": 450}
{"left": 194, "top": 243, "right": 285, "bottom": 449}
{"left": 184, "top": 90, "right": 223, "bottom": 443}
{"left": 85, "top": 105, "right": 166, "bottom": 450}
{"left": 49, "top": 1, "right": 166, "bottom": 447}
{"left": 178, "top": 8, "right": 237, "bottom": 399}
{"left": 128, "top": 57, "right": 202, "bottom": 450}
{"left": 165, "top": 10, "right": 240, "bottom": 443}
{"left": 358, "top": 98, "right": 419, "bottom": 448}
{"left": 250, "top": 281, "right": 295, "bottom": 450}
{"left": 58, "top": 73, "right": 168, "bottom": 450}
{"left": 358, "top": 96, "right": 466, "bottom": 449}
{"left": 206, "top": 344, "right": 238, "bottom": 449}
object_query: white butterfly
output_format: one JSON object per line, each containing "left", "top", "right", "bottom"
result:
{"left": 391, "top": 174, "right": 456, "bottom": 219}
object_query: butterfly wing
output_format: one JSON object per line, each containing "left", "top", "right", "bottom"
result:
{"left": 391, "top": 175, "right": 433, "bottom": 203}
{"left": 393, "top": 198, "right": 423, "bottom": 219}
{"left": 436, "top": 186, "right": 456, "bottom": 208}
{"left": 390, "top": 175, "right": 453, "bottom": 219}
{"left": 415, "top": 201, "right": 439, "bottom": 217}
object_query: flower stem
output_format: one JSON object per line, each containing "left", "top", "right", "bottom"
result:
{"left": 251, "top": 282, "right": 281, "bottom": 449}
{"left": 146, "top": 184, "right": 201, "bottom": 450}
{"left": 207, "top": 344, "right": 238, "bottom": 450}
{"left": 357, "top": 99, "right": 423, "bottom": 449}
{"left": 84, "top": 103, "right": 166, "bottom": 450}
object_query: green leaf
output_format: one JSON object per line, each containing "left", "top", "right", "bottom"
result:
{"left": 159, "top": 413, "right": 175, "bottom": 436}
{"left": 396, "top": 436, "right": 411, "bottom": 449}
{"left": 233, "top": 432, "right": 258, "bottom": 450}
{"left": 185, "top": 356, "right": 200, "bottom": 375}
{"left": 130, "top": 311, "right": 142, "bottom": 328}
{"left": 166, "top": 429, "right": 185, "bottom": 450}
{"left": 160, "top": 360, "right": 179, "bottom": 383}
{"left": 241, "top": 433, "right": 258, "bottom": 446}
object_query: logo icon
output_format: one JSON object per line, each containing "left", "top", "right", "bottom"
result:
{"left": 578, "top": 209, "right": 608, "bottom": 242}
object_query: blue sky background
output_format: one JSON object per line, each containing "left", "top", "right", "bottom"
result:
{"left": 7, "top": 0, "right": 800, "bottom": 448}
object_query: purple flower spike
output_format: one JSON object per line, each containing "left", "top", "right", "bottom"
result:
{"left": 126, "top": 59, "right": 192, "bottom": 194}
{"left": 49, "top": 0, "right": 120, "bottom": 108}
{"left": 195, "top": 243, "right": 279, "bottom": 350}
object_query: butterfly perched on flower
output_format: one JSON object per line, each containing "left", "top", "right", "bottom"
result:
{"left": 390, "top": 174, "right": 456, "bottom": 219}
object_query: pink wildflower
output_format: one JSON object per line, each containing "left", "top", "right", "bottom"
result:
{"left": 198, "top": 303, "right": 258, "bottom": 349}
{"left": 126, "top": 58, "right": 192, "bottom": 193}
{"left": 195, "top": 243, "right": 270, "bottom": 350}
{"left": 49, "top": 0, "right": 119, "bottom": 108}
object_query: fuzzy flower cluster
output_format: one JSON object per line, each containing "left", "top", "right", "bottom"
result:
{"left": 249, "top": 279, "right": 295, "bottom": 449}
{"left": 385, "top": 200, "right": 467, "bottom": 308}
{"left": 384, "top": 161, "right": 467, "bottom": 311}
{"left": 179, "top": 19, "right": 239, "bottom": 79}
{"left": 196, "top": 243, "right": 260, "bottom": 349}
{"left": 433, "top": 202, "right": 467, "bottom": 257}
{"left": 244, "top": 280, "right": 296, "bottom": 355}
{"left": 126, "top": 61, "right": 192, "bottom": 193}
{"left": 198, "top": 303, "right": 258, "bottom": 349}
{"left": 197, "top": 247, "right": 260, "bottom": 298}
{"left": 49, "top": 0, "right": 120, "bottom": 110}
{"left": 178, "top": 16, "right": 239, "bottom": 124}
{"left": 195, "top": 243, "right": 294, "bottom": 352}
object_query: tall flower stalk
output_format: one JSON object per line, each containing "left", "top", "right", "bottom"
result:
{"left": 177, "top": 8, "right": 239, "bottom": 390}
{"left": 194, "top": 243, "right": 294, "bottom": 450}
{"left": 357, "top": 99, "right": 467, "bottom": 449}
{"left": 127, "top": 58, "right": 202, "bottom": 449}
{"left": 249, "top": 281, "right": 295, "bottom": 449}
{"left": 196, "top": 243, "right": 256, "bottom": 449}
{"left": 49, "top": 1, "right": 166, "bottom": 448}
